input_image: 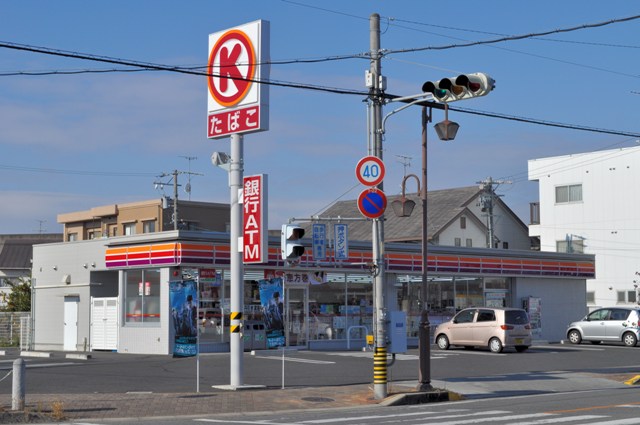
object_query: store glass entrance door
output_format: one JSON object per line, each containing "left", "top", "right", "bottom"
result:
{"left": 286, "top": 286, "right": 308, "bottom": 348}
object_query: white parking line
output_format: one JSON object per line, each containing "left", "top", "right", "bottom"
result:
{"left": 253, "top": 356, "right": 335, "bottom": 364}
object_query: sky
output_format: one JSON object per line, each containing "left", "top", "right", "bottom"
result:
{"left": 1, "top": 1, "right": 639, "bottom": 235}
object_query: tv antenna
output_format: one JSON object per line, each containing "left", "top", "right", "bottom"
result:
{"left": 180, "top": 156, "right": 198, "bottom": 200}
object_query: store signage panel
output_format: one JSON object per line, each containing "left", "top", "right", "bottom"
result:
{"left": 207, "top": 20, "right": 270, "bottom": 139}
{"left": 243, "top": 174, "right": 268, "bottom": 264}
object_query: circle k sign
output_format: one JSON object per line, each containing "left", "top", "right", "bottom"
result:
{"left": 208, "top": 26, "right": 257, "bottom": 108}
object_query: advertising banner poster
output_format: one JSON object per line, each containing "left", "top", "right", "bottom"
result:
{"left": 258, "top": 277, "right": 285, "bottom": 348}
{"left": 170, "top": 279, "right": 199, "bottom": 357}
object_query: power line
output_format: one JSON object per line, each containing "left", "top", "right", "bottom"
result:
{"left": 0, "top": 163, "right": 156, "bottom": 176}
{"left": 1, "top": 12, "right": 639, "bottom": 140}
{"left": 383, "top": 15, "right": 640, "bottom": 55}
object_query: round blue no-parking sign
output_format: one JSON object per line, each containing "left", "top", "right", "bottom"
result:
{"left": 357, "top": 188, "right": 387, "bottom": 219}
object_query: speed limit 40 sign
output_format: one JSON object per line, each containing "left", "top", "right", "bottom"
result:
{"left": 355, "top": 156, "right": 385, "bottom": 187}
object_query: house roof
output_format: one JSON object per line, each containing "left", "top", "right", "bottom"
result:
{"left": 0, "top": 234, "right": 63, "bottom": 270}
{"left": 306, "top": 186, "right": 486, "bottom": 243}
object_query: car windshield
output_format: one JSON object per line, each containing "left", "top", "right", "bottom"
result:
{"left": 505, "top": 310, "right": 529, "bottom": 325}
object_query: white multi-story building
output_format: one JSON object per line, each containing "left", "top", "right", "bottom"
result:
{"left": 529, "top": 146, "right": 640, "bottom": 308}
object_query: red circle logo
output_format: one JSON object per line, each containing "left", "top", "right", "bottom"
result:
{"left": 208, "top": 29, "right": 256, "bottom": 107}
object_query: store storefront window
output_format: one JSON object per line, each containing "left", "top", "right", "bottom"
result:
{"left": 344, "top": 277, "right": 373, "bottom": 340}
{"left": 124, "top": 269, "right": 161, "bottom": 325}
{"left": 484, "top": 277, "right": 511, "bottom": 308}
{"left": 306, "top": 273, "right": 373, "bottom": 341}
{"left": 308, "top": 274, "right": 344, "bottom": 341}
{"left": 198, "top": 270, "right": 226, "bottom": 343}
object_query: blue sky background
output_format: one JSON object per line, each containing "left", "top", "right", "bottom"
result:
{"left": 1, "top": 1, "right": 638, "bottom": 234}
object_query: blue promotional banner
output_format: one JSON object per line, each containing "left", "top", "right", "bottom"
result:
{"left": 258, "top": 277, "right": 285, "bottom": 348}
{"left": 170, "top": 279, "right": 199, "bottom": 357}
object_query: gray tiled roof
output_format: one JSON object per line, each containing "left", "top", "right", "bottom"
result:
{"left": 0, "top": 235, "right": 63, "bottom": 270}
{"left": 305, "top": 186, "right": 483, "bottom": 243}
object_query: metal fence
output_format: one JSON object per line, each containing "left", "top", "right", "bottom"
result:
{"left": 0, "top": 312, "right": 30, "bottom": 350}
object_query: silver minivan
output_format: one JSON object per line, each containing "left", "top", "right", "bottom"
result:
{"left": 566, "top": 307, "right": 640, "bottom": 347}
{"left": 434, "top": 307, "right": 532, "bottom": 353}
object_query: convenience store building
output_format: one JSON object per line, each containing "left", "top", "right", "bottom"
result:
{"left": 31, "top": 229, "right": 595, "bottom": 354}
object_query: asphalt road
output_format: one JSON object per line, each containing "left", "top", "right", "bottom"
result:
{"left": 85, "top": 387, "right": 640, "bottom": 425}
{"left": 1, "top": 341, "right": 639, "bottom": 395}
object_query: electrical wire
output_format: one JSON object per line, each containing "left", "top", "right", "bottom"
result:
{"left": 383, "top": 15, "right": 640, "bottom": 55}
{"left": 0, "top": 164, "right": 156, "bottom": 177}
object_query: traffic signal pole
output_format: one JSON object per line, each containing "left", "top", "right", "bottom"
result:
{"left": 369, "top": 13, "right": 387, "bottom": 401}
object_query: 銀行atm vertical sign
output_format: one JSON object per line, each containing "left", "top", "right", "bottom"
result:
{"left": 243, "top": 174, "right": 268, "bottom": 264}
{"left": 207, "top": 20, "right": 270, "bottom": 139}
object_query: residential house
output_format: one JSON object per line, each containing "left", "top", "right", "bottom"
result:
{"left": 0, "top": 234, "right": 62, "bottom": 304}
{"left": 309, "top": 185, "right": 532, "bottom": 250}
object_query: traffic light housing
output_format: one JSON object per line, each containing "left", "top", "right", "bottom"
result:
{"left": 422, "top": 72, "right": 495, "bottom": 103}
{"left": 281, "top": 224, "right": 305, "bottom": 261}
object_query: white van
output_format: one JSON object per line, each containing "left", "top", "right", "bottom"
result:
{"left": 434, "top": 307, "right": 532, "bottom": 353}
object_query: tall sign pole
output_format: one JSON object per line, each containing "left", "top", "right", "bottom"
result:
{"left": 229, "top": 133, "right": 243, "bottom": 387}
{"left": 369, "top": 13, "right": 388, "bottom": 400}
{"left": 207, "top": 20, "right": 270, "bottom": 389}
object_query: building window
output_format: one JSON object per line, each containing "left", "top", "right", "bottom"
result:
{"left": 454, "top": 237, "right": 461, "bottom": 247}
{"left": 502, "top": 242, "right": 509, "bottom": 249}
{"left": 123, "top": 222, "right": 136, "bottom": 236}
{"left": 67, "top": 233, "right": 78, "bottom": 242}
{"left": 466, "top": 238, "right": 472, "bottom": 248}
{"left": 555, "top": 184, "right": 582, "bottom": 204}
{"left": 586, "top": 291, "right": 595, "bottom": 304}
{"left": 124, "top": 269, "right": 161, "bottom": 325}
{"left": 460, "top": 216, "right": 466, "bottom": 229}
{"left": 143, "top": 220, "right": 156, "bottom": 234}
{"left": 617, "top": 290, "right": 637, "bottom": 304}
{"left": 556, "top": 239, "right": 584, "bottom": 253}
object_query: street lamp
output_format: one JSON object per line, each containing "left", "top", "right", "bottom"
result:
{"left": 393, "top": 105, "right": 458, "bottom": 391}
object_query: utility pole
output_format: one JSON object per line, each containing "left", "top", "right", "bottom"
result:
{"left": 368, "top": 13, "right": 388, "bottom": 401}
{"left": 477, "top": 177, "right": 509, "bottom": 248}
{"left": 156, "top": 169, "right": 204, "bottom": 230}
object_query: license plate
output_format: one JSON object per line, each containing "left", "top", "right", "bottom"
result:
{"left": 515, "top": 338, "right": 524, "bottom": 344}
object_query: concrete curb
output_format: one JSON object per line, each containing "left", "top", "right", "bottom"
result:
{"left": 65, "top": 353, "right": 92, "bottom": 360}
{"left": 19, "top": 351, "right": 52, "bottom": 358}
{"left": 380, "top": 390, "right": 451, "bottom": 406}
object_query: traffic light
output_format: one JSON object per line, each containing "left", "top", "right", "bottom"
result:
{"left": 422, "top": 72, "right": 495, "bottom": 103}
{"left": 281, "top": 224, "right": 305, "bottom": 261}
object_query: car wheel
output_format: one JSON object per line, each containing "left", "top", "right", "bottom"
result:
{"left": 567, "top": 329, "right": 582, "bottom": 344}
{"left": 489, "top": 337, "right": 503, "bottom": 353}
{"left": 623, "top": 332, "right": 638, "bottom": 347}
{"left": 515, "top": 345, "right": 529, "bottom": 352}
{"left": 436, "top": 334, "right": 450, "bottom": 350}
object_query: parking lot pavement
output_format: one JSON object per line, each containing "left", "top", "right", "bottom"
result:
{"left": 0, "top": 346, "right": 638, "bottom": 421}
